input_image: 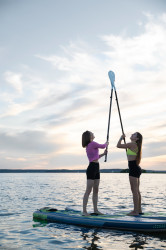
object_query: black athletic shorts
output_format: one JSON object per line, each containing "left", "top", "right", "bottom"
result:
{"left": 86, "top": 162, "right": 100, "bottom": 180}
{"left": 128, "top": 160, "right": 141, "bottom": 178}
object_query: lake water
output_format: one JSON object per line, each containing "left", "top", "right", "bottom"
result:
{"left": 0, "top": 173, "right": 166, "bottom": 249}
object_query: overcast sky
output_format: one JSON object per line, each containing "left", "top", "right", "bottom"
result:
{"left": 0, "top": 0, "right": 166, "bottom": 170}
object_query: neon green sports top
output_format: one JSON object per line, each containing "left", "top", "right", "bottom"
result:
{"left": 127, "top": 148, "right": 138, "bottom": 156}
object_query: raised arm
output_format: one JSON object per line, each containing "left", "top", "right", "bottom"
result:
{"left": 117, "top": 134, "right": 129, "bottom": 149}
{"left": 117, "top": 135, "right": 134, "bottom": 150}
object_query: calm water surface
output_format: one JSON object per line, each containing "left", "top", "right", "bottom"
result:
{"left": 0, "top": 173, "right": 166, "bottom": 249}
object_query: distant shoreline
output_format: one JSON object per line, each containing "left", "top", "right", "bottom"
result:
{"left": 0, "top": 169, "right": 166, "bottom": 173}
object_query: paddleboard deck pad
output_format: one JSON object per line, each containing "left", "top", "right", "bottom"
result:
{"left": 33, "top": 207, "right": 166, "bottom": 233}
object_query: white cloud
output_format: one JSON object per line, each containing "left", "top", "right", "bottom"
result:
{"left": 0, "top": 101, "right": 37, "bottom": 118}
{"left": 142, "top": 154, "right": 166, "bottom": 171}
{"left": 1, "top": 13, "right": 166, "bottom": 169}
{"left": 4, "top": 71, "right": 23, "bottom": 94}
{"left": 0, "top": 130, "right": 59, "bottom": 155}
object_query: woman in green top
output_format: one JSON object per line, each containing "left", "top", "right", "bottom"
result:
{"left": 117, "top": 132, "right": 143, "bottom": 216}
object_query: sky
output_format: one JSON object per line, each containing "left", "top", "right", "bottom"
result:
{"left": 0, "top": 0, "right": 166, "bottom": 170}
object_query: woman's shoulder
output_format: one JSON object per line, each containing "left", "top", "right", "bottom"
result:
{"left": 87, "top": 141, "right": 98, "bottom": 147}
{"left": 127, "top": 142, "right": 137, "bottom": 149}
{"left": 88, "top": 141, "right": 96, "bottom": 145}
{"left": 86, "top": 141, "right": 93, "bottom": 148}
{"left": 91, "top": 141, "right": 99, "bottom": 146}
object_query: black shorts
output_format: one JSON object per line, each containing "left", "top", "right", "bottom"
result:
{"left": 86, "top": 162, "right": 100, "bottom": 180}
{"left": 128, "top": 160, "right": 141, "bottom": 178}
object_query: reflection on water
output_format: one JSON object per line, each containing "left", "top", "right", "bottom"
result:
{"left": 0, "top": 173, "right": 166, "bottom": 249}
{"left": 129, "top": 235, "right": 147, "bottom": 249}
{"left": 33, "top": 219, "right": 166, "bottom": 250}
{"left": 82, "top": 232, "right": 147, "bottom": 250}
{"left": 81, "top": 231, "right": 101, "bottom": 250}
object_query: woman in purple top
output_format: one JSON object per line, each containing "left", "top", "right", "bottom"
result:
{"left": 82, "top": 131, "right": 109, "bottom": 216}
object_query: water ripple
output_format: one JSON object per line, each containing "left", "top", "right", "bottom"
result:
{"left": 0, "top": 173, "right": 166, "bottom": 249}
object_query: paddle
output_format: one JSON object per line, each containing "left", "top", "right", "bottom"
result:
{"left": 104, "top": 72, "right": 114, "bottom": 162}
{"left": 108, "top": 71, "right": 127, "bottom": 152}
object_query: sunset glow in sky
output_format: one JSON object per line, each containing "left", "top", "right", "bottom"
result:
{"left": 0, "top": 0, "right": 166, "bottom": 170}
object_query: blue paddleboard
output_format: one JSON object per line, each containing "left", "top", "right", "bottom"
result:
{"left": 33, "top": 207, "right": 166, "bottom": 233}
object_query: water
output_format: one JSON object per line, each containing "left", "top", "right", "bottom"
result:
{"left": 0, "top": 173, "right": 166, "bottom": 249}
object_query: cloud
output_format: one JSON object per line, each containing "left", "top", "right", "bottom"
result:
{"left": 0, "top": 101, "right": 37, "bottom": 118}
{"left": 36, "top": 41, "right": 108, "bottom": 91}
{"left": 38, "top": 97, "right": 92, "bottom": 122}
{"left": 0, "top": 130, "right": 59, "bottom": 154}
{"left": 0, "top": 13, "right": 166, "bottom": 170}
{"left": 144, "top": 140, "right": 166, "bottom": 157}
{"left": 4, "top": 71, "right": 23, "bottom": 94}
{"left": 0, "top": 155, "right": 50, "bottom": 169}
{"left": 48, "top": 153, "right": 86, "bottom": 169}
{"left": 31, "top": 13, "right": 166, "bottom": 170}
{"left": 102, "top": 13, "right": 166, "bottom": 66}
{"left": 142, "top": 154, "right": 166, "bottom": 171}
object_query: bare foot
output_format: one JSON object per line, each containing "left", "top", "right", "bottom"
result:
{"left": 94, "top": 210, "right": 104, "bottom": 215}
{"left": 127, "top": 211, "right": 139, "bottom": 216}
{"left": 82, "top": 212, "right": 90, "bottom": 216}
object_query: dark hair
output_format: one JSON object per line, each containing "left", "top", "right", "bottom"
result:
{"left": 136, "top": 132, "right": 143, "bottom": 165}
{"left": 82, "top": 131, "right": 91, "bottom": 148}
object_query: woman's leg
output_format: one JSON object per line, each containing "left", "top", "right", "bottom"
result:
{"left": 128, "top": 176, "right": 140, "bottom": 215}
{"left": 138, "top": 178, "right": 142, "bottom": 213}
{"left": 83, "top": 179, "right": 94, "bottom": 216}
{"left": 92, "top": 179, "right": 102, "bottom": 214}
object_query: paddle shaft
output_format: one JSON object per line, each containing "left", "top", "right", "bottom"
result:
{"left": 114, "top": 89, "right": 127, "bottom": 153}
{"left": 105, "top": 71, "right": 127, "bottom": 161}
{"left": 105, "top": 88, "right": 113, "bottom": 162}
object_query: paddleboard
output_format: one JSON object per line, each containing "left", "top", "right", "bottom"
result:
{"left": 33, "top": 207, "right": 166, "bottom": 233}
{"left": 64, "top": 207, "right": 166, "bottom": 221}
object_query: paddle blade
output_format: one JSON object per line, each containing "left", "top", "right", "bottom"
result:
{"left": 108, "top": 71, "right": 115, "bottom": 89}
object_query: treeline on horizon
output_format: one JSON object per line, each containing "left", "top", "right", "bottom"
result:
{"left": 0, "top": 169, "right": 165, "bottom": 173}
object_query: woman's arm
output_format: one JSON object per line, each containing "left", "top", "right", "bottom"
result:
{"left": 117, "top": 134, "right": 135, "bottom": 150}
{"left": 117, "top": 134, "right": 131, "bottom": 149}
{"left": 99, "top": 149, "right": 107, "bottom": 158}
{"left": 93, "top": 141, "right": 109, "bottom": 149}
{"left": 117, "top": 135, "right": 126, "bottom": 148}
{"left": 117, "top": 134, "right": 138, "bottom": 152}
